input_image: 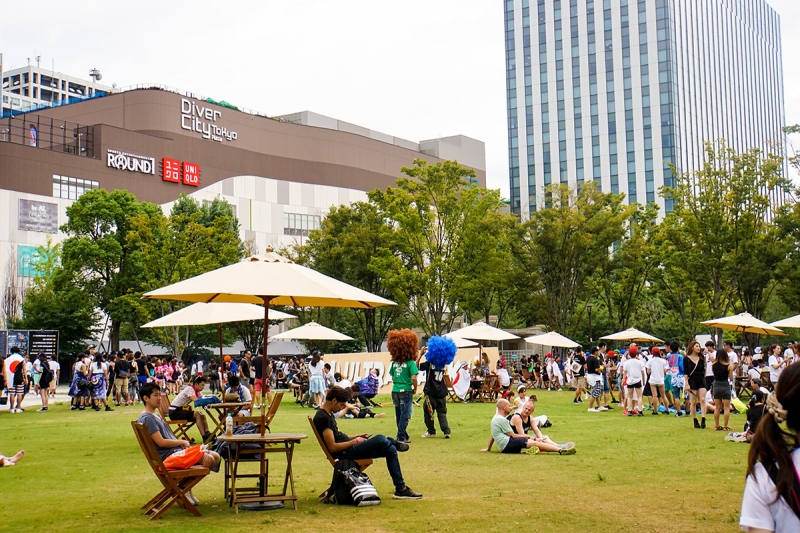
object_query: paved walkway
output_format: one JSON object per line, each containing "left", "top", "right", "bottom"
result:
{"left": 11, "top": 385, "right": 72, "bottom": 410}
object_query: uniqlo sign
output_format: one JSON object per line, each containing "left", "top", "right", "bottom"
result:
{"left": 182, "top": 162, "right": 200, "bottom": 187}
{"left": 161, "top": 158, "right": 181, "bottom": 183}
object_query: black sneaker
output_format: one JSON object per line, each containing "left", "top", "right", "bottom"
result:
{"left": 393, "top": 486, "right": 422, "bottom": 500}
{"left": 394, "top": 440, "right": 410, "bottom": 452}
{"left": 105, "top": 406, "right": 114, "bottom": 412}
{"left": 604, "top": 406, "right": 614, "bottom": 411}
{"left": 444, "top": 434, "right": 451, "bottom": 439}
{"left": 573, "top": 399, "right": 581, "bottom": 404}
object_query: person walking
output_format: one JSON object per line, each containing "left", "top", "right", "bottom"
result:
{"left": 739, "top": 362, "right": 800, "bottom": 531}
{"left": 684, "top": 340, "right": 708, "bottom": 429}
{"left": 712, "top": 349, "right": 734, "bottom": 431}
{"left": 388, "top": 329, "right": 419, "bottom": 444}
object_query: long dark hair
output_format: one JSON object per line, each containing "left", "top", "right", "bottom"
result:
{"left": 747, "top": 363, "right": 800, "bottom": 515}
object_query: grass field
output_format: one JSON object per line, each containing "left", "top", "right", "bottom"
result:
{"left": 0, "top": 390, "right": 746, "bottom": 532}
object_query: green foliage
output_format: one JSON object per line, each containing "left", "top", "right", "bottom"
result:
{"left": 514, "top": 182, "right": 634, "bottom": 336}
{"left": 297, "top": 202, "right": 404, "bottom": 351}
{"left": 368, "top": 159, "right": 506, "bottom": 337}
{"left": 11, "top": 236, "right": 99, "bottom": 355}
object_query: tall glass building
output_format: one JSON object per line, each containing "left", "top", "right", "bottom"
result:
{"left": 505, "top": 0, "right": 786, "bottom": 216}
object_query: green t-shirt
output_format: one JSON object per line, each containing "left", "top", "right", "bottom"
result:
{"left": 491, "top": 414, "right": 513, "bottom": 452}
{"left": 390, "top": 360, "right": 418, "bottom": 393}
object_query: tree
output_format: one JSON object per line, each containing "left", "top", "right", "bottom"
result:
{"left": 11, "top": 236, "right": 99, "bottom": 355}
{"left": 60, "top": 189, "right": 162, "bottom": 350}
{"left": 593, "top": 203, "right": 660, "bottom": 332}
{"left": 514, "top": 182, "right": 633, "bottom": 336}
{"left": 296, "top": 202, "right": 405, "bottom": 351}
{"left": 659, "top": 141, "right": 788, "bottom": 346}
{"left": 126, "top": 194, "right": 245, "bottom": 359}
{"left": 368, "top": 159, "right": 507, "bottom": 337}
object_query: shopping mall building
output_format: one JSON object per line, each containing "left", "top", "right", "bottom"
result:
{"left": 0, "top": 81, "right": 486, "bottom": 284}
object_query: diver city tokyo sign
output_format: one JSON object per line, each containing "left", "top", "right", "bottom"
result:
{"left": 181, "top": 98, "right": 238, "bottom": 142}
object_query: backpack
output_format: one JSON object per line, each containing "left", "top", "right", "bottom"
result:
{"left": 39, "top": 364, "right": 54, "bottom": 387}
{"left": 323, "top": 459, "right": 381, "bottom": 507}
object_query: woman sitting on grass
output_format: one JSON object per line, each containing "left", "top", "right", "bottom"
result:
{"left": 740, "top": 362, "right": 800, "bottom": 532}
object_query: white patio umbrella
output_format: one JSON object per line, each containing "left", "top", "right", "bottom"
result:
{"left": 447, "top": 321, "right": 520, "bottom": 342}
{"left": 600, "top": 328, "right": 664, "bottom": 343}
{"left": 524, "top": 331, "right": 580, "bottom": 348}
{"left": 270, "top": 321, "right": 353, "bottom": 342}
{"left": 702, "top": 312, "right": 786, "bottom": 337}
{"left": 442, "top": 333, "right": 479, "bottom": 348}
{"left": 142, "top": 302, "right": 296, "bottom": 368}
{"left": 143, "top": 250, "right": 395, "bottom": 435}
{"left": 770, "top": 314, "right": 800, "bottom": 329}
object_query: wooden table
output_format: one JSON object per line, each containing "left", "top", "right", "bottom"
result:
{"left": 217, "top": 433, "right": 307, "bottom": 512}
{"left": 203, "top": 402, "right": 249, "bottom": 438}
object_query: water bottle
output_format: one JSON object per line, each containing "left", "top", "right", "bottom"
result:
{"left": 225, "top": 412, "right": 233, "bottom": 436}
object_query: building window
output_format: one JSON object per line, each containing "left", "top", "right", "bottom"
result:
{"left": 283, "top": 212, "right": 321, "bottom": 237}
{"left": 52, "top": 174, "right": 99, "bottom": 199}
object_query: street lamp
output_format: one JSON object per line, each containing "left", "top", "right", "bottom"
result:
{"left": 587, "top": 302, "right": 594, "bottom": 344}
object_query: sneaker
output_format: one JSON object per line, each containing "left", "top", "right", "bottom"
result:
{"left": 558, "top": 443, "right": 577, "bottom": 455}
{"left": 16, "top": 408, "right": 24, "bottom": 413}
{"left": 186, "top": 491, "right": 200, "bottom": 505}
{"left": 676, "top": 411, "right": 683, "bottom": 417}
{"left": 105, "top": 406, "right": 114, "bottom": 412}
{"left": 344, "top": 413, "right": 355, "bottom": 419}
{"left": 587, "top": 407, "right": 600, "bottom": 412}
{"left": 393, "top": 486, "right": 422, "bottom": 500}
{"left": 637, "top": 411, "right": 644, "bottom": 417}
{"left": 604, "top": 405, "right": 614, "bottom": 411}
{"left": 70, "top": 405, "right": 77, "bottom": 411}
{"left": 597, "top": 406, "right": 609, "bottom": 411}
{"left": 37, "top": 407, "right": 48, "bottom": 412}
{"left": 560, "top": 441, "right": 575, "bottom": 450}
{"left": 623, "top": 410, "right": 629, "bottom": 416}
{"left": 78, "top": 406, "right": 86, "bottom": 411}
{"left": 421, "top": 432, "right": 436, "bottom": 438}
{"left": 573, "top": 399, "right": 581, "bottom": 404}
{"left": 627, "top": 410, "right": 633, "bottom": 417}
{"left": 444, "top": 434, "right": 451, "bottom": 439}
{"left": 652, "top": 411, "right": 658, "bottom": 415}
{"left": 9, "top": 409, "right": 16, "bottom": 414}
{"left": 394, "top": 440, "right": 410, "bottom": 452}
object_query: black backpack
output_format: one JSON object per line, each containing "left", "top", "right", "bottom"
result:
{"left": 323, "top": 459, "right": 381, "bottom": 507}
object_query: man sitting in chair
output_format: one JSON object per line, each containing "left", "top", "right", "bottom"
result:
{"left": 138, "top": 383, "right": 220, "bottom": 506}
{"left": 313, "top": 386, "right": 422, "bottom": 500}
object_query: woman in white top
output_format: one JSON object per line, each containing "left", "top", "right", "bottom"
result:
{"left": 768, "top": 344, "right": 787, "bottom": 388}
{"left": 307, "top": 350, "right": 326, "bottom": 408}
{"left": 740, "top": 362, "right": 800, "bottom": 532}
{"left": 90, "top": 354, "right": 113, "bottom": 412}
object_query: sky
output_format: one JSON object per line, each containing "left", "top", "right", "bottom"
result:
{"left": 2, "top": 0, "right": 798, "bottom": 197}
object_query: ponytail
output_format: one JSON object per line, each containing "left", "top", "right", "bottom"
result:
{"left": 747, "top": 363, "right": 800, "bottom": 518}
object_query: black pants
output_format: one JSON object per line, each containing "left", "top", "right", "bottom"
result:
{"left": 423, "top": 396, "right": 450, "bottom": 435}
{"left": 357, "top": 393, "right": 380, "bottom": 407}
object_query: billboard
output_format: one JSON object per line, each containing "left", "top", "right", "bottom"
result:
{"left": 17, "top": 245, "right": 43, "bottom": 277}
{"left": 18, "top": 199, "right": 59, "bottom": 232}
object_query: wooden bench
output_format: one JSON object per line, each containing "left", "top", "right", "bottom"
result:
{"left": 131, "top": 421, "right": 209, "bottom": 520}
{"left": 157, "top": 394, "right": 196, "bottom": 443}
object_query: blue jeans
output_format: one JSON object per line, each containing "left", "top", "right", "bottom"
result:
{"left": 340, "top": 434, "right": 405, "bottom": 490}
{"left": 392, "top": 391, "right": 413, "bottom": 442}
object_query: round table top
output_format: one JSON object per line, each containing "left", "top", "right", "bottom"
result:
{"left": 216, "top": 433, "right": 307, "bottom": 443}
{"left": 206, "top": 402, "right": 250, "bottom": 409}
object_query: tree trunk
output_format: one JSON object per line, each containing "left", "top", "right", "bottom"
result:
{"left": 111, "top": 320, "right": 121, "bottom": 351}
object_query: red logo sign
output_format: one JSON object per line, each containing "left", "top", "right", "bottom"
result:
{"left": 162, "top": 158, "right": 181, "bottom": 183}
{"left": 183, "top": 162, "right": 200, "bottom": 187}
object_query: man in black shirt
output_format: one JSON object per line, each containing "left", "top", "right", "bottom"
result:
{"left": 418, "top": 352, "right": 451, "bottom": 439}
{"left": 572, "top": 351, "right": 587, "bottom": 404}
{"left": 113, "top": 352, "right": 130, "bottom": 406}
{"left": 313, "top": 386, "right": 421, "bottom": 500}
{"left": 585, "top": 346, "right": 604, "bottom": 412}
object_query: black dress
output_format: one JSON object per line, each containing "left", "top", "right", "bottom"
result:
{"left": 684, "top": 356, "right": 706, "bottom": 391}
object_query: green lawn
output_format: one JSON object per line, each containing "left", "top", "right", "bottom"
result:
{"left": 0, "top": 391, "right": 745, "bottom": 532}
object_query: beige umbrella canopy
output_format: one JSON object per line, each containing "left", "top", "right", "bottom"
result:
{"left": 702, "top": 312, "right": 786, "bottom": 336}
{"left": 442, "top": 333, "right": 479, "bottom": 348}
{"left": 600, "top": 328, "right": 664, "bottom": 343}
{"left": 524, "top": 331, "right": 580, "bottom": 348}
{"left": 770, "top": 314, "right": 800, "bottom": 329}
{"left": 143, "top": 250, "right": 395, "bottom": 435}
{"left": 447, "top": 321, "right": 520, "bottom": 342}
{"left": 142, "top": 302, "right": 295, "bottom": 328}
{"left": 270, "top": 321, "right": 353, "bottom": 342}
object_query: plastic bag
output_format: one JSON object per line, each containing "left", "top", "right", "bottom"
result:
{"left": 163, "top": 444, "right": 206, "bottom": 470}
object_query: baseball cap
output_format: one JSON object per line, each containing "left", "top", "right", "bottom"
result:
{"left": 224, "top": 355, "right": 231, "bottom": 362}
{"left": 651, "top": 347, "right": 660, "bottom": 355}
{"left": 629, "top": 345, "right": 639, "bottom": 355}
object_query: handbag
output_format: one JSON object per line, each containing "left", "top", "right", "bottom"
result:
{"left": 163, "top": 444, "right": 206, "bottom": 470}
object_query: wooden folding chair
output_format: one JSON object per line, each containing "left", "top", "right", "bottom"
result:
{"left": 131, "top": 421, "right": 209, "bottom": 520}
{"left": 444, "top": 374, "right": 462, "bottom": 403}
{"left": 307, "top": 416, "right": 372, "bottom": 472}
{"left": 521, "top": 369, "right": 534, "bottom": 388}
{"left": 157, "top": 394, "right": 196, "bottom": 442}
{"left": 479, "top": 375, "right": 499, "bottom": 402}
{"left": 233, "top": 391, "right": 284, "bottom": 432}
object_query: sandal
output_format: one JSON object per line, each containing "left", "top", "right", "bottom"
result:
{"left": 715, "top": 426, "right": 724, "bottom": 431}
{"left": 722, "top": 427, "right": 731, "bottom": 431}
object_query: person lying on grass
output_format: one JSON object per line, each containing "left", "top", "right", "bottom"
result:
{"left": 138, "top": 383, "right": 221, "bottom": 506}
{"left": 481, "top": 399, "right": 575, "bottom": 454}
{"left": 0, "top": 450, "right": 24, "bottom": 467}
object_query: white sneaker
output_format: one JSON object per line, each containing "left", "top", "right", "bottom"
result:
{"left": 587, "top": 407, "right": 600, "bottom": 412}
{"left": 421, "top": 432, "right": 435, "bottom": 438}
{"left": 598, "top": 406, "right": 609, "bottom": 411}
{"left": 185, "top": 491, "right": 200, "bottom": 505}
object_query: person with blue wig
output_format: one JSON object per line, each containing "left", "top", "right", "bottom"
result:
{"left": 418, "top": 336, "right": 457, "bottom": 439}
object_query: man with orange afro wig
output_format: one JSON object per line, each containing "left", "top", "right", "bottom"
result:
{"left": 388, "top": 329, "right": 420, "bottom": 444}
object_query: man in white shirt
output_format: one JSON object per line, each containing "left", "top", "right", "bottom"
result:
{"left": 704, "top": 341, "right": 717, "bottom": 390}
{"left": 622, "top": 345, "right": 647, "bottom": 416}
{"left": 723, "top": 341, "right": 740, "bottom": 377}
{"left": 48, "top": 357, "right": 60, "bottom": 398}
{"left": 645, "top": 347, "right": 670, "bottom": 415}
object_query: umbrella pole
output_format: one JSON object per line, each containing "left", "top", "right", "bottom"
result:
{"left": 261, "top": 296, "right": 273, "bottom": 437}
{"left": 218, "top": 323, "right": 224, "bottom": 379}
